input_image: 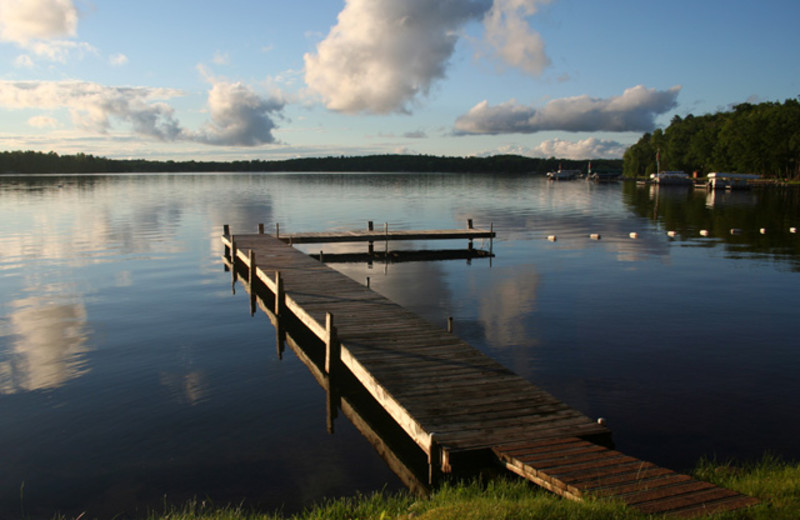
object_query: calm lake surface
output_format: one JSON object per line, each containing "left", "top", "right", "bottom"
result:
{"left": 1, "top": 172, "right": 799, "bottom": 518}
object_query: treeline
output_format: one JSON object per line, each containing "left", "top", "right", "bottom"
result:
{"left": 623, "top": 98, "right": 800, "bottom": 179}
{"left": 0, "top": 150, "right": 621, "bottom": 175}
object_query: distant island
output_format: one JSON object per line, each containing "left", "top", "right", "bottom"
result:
{"left": 0, "top": 150, "right": 622, "bottom": 176}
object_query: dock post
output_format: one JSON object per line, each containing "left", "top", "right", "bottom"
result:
{"left": 384, "top": 222, "right": 389, "bottom": 255}
{"left": 368, "top": 221, "right": 374, "bottom": 255}
{"left": 490, "top": 222, "right": 494, "bottom": 256}
{"left": 258, "top": 223, "right": 264, "bottom": 234}
{"left": 223, "top": 225, "right": 231, "bottom": 265}
{"left": 447, "top": 316, "right": 453, "bottom": 333}
{"left": 324, "top": 312, "right": 339, "bottom": 374}
{"left": 230, "top": 235, "right": 238, "bottom": 292}
{"left": 276, "top": 223, "right": 280, "bottom": 239}
{"left": 248, "top": 250, "right": 257, "bottom": 316}
{"left": 467, "top": 218, "right": 473, "bottom": 229}
{"left": 319, "top": 250, "right": 324, "bottom": 263}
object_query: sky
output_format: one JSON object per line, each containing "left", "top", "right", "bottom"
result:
{"left": 0, "top": 0, "right": 798, "bottom": 161}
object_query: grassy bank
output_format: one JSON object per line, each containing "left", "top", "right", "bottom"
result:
{"left": 135, "top": 456, "right": 798, "bottom": 520}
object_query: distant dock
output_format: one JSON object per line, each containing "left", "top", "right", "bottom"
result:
{"left": 221, "top": 223, "right": 758, "bottom": 517}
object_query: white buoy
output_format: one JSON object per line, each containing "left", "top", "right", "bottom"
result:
{"left": 760, "top": 228, "right": 767, "bottom": 235}
{"left": 699, "top": 229, "right": 709, "bottom": 237}
{"left": 667, "top": 230, "right": 677, "bottom": 238}
{"left": 791, "top": 227, "right": 797, "bottom": 234}
{"left": 546, "top": 235, "right": 557, "bottom": 242}
{"left": 597, "top": 417, "right": 607, "bottom": 426}
{"left": 629, "top": 232, "right": 639, "bottom": 239}
{"left": 730, "top": 228, "right": 742, "bottom": 235}
{"left": 589, "top": 233, "right": 601, "bottom": 240}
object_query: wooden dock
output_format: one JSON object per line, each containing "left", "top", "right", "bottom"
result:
{"left": 271, "top": 220, "right": 494, "bottom": 245}
{"left": 221, "top": 225, "right": 758, "bottom": 517}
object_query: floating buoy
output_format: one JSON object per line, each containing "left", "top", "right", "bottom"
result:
{"left": 730, "top": 228, "right": 742, "bottom": 235}
{"left": 597, "top": 417, "right": 607, "bottom": 426}
{"left": 546, "top": 235, "right": 557, "bottom": 242}
{"left": 629, "top": 232, "right": 639, "bottom": 239}
{"left": 760, "top": 228, "right": 767, "bottom": 235}
{"left": 667, "top": 230, "right": 677, "bottom": 237}
{"left": 699, "top": 229, "right": 709, "bottom": 237}
{"left": 589, "top": 233, "right": 601, "bottom": 240}
{"left": 791, "top": 227, "right": 797, "bottom": 234}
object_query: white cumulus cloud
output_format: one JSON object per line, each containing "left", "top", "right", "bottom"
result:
{"left": 304, "top": 0, "right": 554, "bottom": 114}
{"left": 0, "top": 0, "right": 94, "bottom": 61}
{"left": 304, "top": 0, "right": 491, "bottom": 115}
{"left": 0, "top": 80, "right": 183, "bottom": 139}
{"left": 191, "top": 79, "right": 284, "bottom": 146}
{"left": 0, "top": 79, "right": 285, "bottom": 147}
{"left": 482, "top": 0, "right": 551, "bottom": 76}
{"left": 455, "top": 85, "right": 681, "bottom": 134}
{"left": 0, "top": 0, "right": 77, "bottom": 43}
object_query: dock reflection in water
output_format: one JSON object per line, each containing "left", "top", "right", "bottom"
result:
{"left": 226, "top": 251, "right": 448, "bottom": 496}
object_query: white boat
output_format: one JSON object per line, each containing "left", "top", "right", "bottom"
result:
{"left": 649, "top": 171, "right": 693, "bottom": 185}
{"left": 706, "top": 172, "right": 761, "bottom": 190}
{"left": 547, "top": 169, "right": 581, "bottom": 180}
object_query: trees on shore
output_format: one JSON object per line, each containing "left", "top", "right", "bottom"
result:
{"left": 623, "top": 99, "right": 800, "bottom": 179}
{"left": 0, "top": 151, "right": 621, "bottom": 175}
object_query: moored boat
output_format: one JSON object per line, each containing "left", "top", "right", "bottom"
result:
{"left": 649, "top": 171, "right": 693, "bottom": 185}
{"left": 547, "top": 169, "right": 581, "bottom": 180}
{"left": 706, "top": 172, "right": 761, "bottom": 190}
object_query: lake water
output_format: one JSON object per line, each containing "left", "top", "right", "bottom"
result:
{"left": 1, "top": 172, "right": 798, "bottom": 519}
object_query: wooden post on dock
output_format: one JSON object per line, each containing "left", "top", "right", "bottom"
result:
{"left": 230, "top": 235, "right": 238, "bottom": 291}
{"left": 223, "top": 225, "right": 231, "bottom": 267}
{"left": 248, "top": 250, "right": 257, "bottom": 316}
{"left": 276, "top": 223, "right": 280, "bottom": 239}
{"left": 467, "top": 219, "right": 474, "bottom": 250}
{"left": 258, "top": 223, "right": 264, "bottom": 234}
{"left": 368, "top": 221, "right": 374, "bottom": 255}
{"left": 447, "top": 316, "right": 454, "bottom": 333}
{"left": 325, "top": 312, "right": 339, "bottom": 374}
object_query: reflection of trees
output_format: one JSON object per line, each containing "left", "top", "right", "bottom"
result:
{"left": 622, "top": 183, "right": 800, "bottom": 268}
{"left": 0, "top": 296, "right": 90, "bottom": 393}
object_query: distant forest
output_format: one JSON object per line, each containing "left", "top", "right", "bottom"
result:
{"left": 623, "top": 98, "right": 800, "bottom": 179}
{"left": 0, "top": 150, "right": 624, "bottom": 175}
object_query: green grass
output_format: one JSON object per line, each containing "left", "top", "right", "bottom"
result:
{"left": 62, "top": 456, "right": 798, "bottom": 520}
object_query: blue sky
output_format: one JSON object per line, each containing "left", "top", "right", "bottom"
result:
{"left": 0, "top": 0, "right": 798, "bottom": 161}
